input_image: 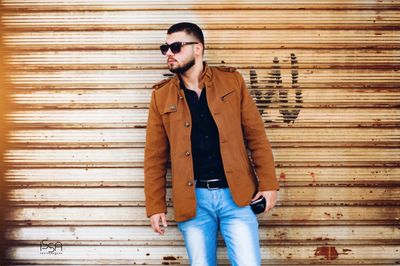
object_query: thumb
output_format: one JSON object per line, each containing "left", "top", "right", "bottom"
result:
{"left": 251, "top": 192, "right": 262, "bottom": 201}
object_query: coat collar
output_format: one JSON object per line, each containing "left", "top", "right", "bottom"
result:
{"left": 171, "top": 62, "right": 233, "bottom": 99}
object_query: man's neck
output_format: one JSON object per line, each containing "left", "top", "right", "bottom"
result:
{"left": 179, "top": 61, "right": 204, "bottom": 91}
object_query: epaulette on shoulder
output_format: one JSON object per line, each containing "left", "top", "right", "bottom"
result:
{"left": 152, "top": 77, "right": 172, "bottom": 90}
{"left": 216, "top": 66, "right": 237, "bottom": 73}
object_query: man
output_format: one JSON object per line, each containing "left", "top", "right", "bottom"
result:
{"left": 144, "top": 22, "right": 279, "bottom": 265}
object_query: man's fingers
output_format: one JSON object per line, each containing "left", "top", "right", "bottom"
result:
{"left": 161, "top": 213, "right": 168, "bottom": 228}
{"left": 157, "top": 227, "right": 165, "bottom": 235}
{"left": 264, "top": 199, "right": 274, "bottom": 213}
{"left": 150, "top": 217, "right": 159, "bottom": 232}
{"left": 260, "top": 190, "right": 277, "bottom": 213}
{"left": 150, "top": 214, "right": 166, "bottom": 235}
{"left": 251, "top": 192, "right": 262, "bottom": 201}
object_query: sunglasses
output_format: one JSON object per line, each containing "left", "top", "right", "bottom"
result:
{"left": 160, "top": 42, "right": 199, "bottom": 55}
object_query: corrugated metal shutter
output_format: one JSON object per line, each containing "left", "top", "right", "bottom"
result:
{"left": 2, "top": 0, "right": 400, "bottom": 264}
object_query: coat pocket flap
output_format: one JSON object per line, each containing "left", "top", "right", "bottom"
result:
{"left": 160, "top": 104, "right": 178, "bottom": 115}
{"left": 221, "top": 89, "right": 236, "bottom": 99}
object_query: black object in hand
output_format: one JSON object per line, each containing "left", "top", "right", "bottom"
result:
{"left": 250, "top": 195, "right": 267, "bottom": 214}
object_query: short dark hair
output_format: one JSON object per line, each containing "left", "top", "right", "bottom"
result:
{"left": 167, "top": 22, "right": 205, "bottom": 46}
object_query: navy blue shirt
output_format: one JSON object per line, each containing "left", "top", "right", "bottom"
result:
{"left": 180, "top": 80, "right": 227, "bottom": 182}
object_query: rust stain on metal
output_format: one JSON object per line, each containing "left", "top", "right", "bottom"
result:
{"left": 275, "top": 231, "right": 287, "bottom": 239}
{"left": 163, "top": 256, "right": 177, "bottom": 261}
{"left": 162, "top": 256, "right": 181, "bottom": 265}
{"left": 310, "top": 172, "right": 316, "bottom": 182}
{"left": 342, "top": 248, "right": 352, "bottom": 254}
{"left": 279, "top": 172, "right": 286, "bottom": 180}
{"left": 133, "top": 125, "right": 146, "bottom": 129}
{"left": 313, "top": 237, "right": 334, "bottom": 241}
{"left": 314, "top": 246, "right": 339, "bottom": 260}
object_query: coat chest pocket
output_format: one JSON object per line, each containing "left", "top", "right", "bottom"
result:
{"left": 221, "top": 89, "right": 240, "bottom": 117}
{"left": 221, "top": 89, "right": 236, "bottom": 102}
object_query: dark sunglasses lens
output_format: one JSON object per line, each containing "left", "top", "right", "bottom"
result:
{"left": 170, "top": 43, "right": 182, "bottom": 54}
{"left": 160, "top": 44, "right": 169, "bottom": 55}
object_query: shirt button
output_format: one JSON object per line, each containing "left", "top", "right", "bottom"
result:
{"left": 208, "top": 156, "right": 212, "bottom": 160}
{"left": 185, "top": 122, "right": 190, "bottom": 127}
{"left": 204, "top": 135, "right": 209, "bottom": 139}
{"left": 187, "top": 181, "right": 193, "bottom": 187}
{"left": 185, "top": 151, "right": 191, "bottom": 156}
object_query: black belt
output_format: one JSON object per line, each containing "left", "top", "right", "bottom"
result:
{"left": 195, "top": 179, "right": 229, "bottom": 190}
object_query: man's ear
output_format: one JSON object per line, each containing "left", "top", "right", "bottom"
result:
{"left": 195, "top": 43, "right": 203, "bottom": 56}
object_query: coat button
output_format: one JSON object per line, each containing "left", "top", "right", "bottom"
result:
{"left": 179, "top": 96, "right": 183, "bottom": 100}
{"left": 185, "top": 151, "right": 191, "bottom": 156}
{"left": 170, "top": 105, "right": 176, "bottom": 111}
{"left": 187, "top": 181, "right": 193, "bottom": 187}
{"left": 185, "top": 122, "right": 190, "bottom": 127}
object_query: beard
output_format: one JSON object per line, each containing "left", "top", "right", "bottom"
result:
{"left": 169, "top": 58, "right": 195, "bottom": 74}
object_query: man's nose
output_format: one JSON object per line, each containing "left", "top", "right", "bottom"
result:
{"left": 165, "top": 48, "right": 174, "bottom": 56}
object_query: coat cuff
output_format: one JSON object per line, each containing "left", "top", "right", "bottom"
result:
{"left": 146, "top": 206, "right": 168, "bottom": 218}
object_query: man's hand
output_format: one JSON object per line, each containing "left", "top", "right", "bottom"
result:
{"left": 251, "top": 190, "right": 278, "bottom": 213}
{"left": 150, "top": 213, "right": 168, "bottom": 235}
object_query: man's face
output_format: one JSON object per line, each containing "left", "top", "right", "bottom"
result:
{"left": 164, "top": 31, "right": 199, "bottom": 74}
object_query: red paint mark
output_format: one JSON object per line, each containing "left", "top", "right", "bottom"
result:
{"left": 279, "top": 172, "right": 286, "bottom": 180}
{"left": 315, "top": 246, "right": 339, "bottom": 260}
{"left": 310, "top": 172, "right": 316, "bottom": 182}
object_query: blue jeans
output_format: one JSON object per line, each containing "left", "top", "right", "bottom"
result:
{"left": 177, "top": 187, "right": 261, "bottom": 266}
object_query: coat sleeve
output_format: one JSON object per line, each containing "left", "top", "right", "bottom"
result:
{"left": 235, "top": 71, "right": 280, "bottom": 191}
{"left": 144, "top": 90, "right": 169, "bottom": 217}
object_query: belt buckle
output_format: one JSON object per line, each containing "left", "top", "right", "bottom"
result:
{"left": 206, "top": 179, "right": 220, "bottom": 190}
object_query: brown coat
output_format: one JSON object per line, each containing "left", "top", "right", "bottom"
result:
{"left": 144, "top": 63, "right": 279, "bottom": 222}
